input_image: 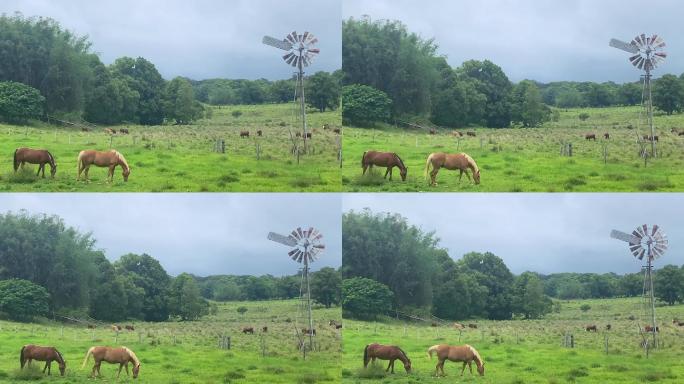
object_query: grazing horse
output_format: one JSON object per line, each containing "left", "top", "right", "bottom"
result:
{"left": 302, "top": 328, "right": 316, "bottom": 336}
{"left": 585, "top": 133, "right": 596, "bottom": 140}
{"left": 429, "top": 128, "right": 437, "bottom": 135}
{"left": 466, "top": 131, "right": 476, "bottom": 137}
{"left": 453, "top": 323, "right": 465, "bottom": 330}
{"left": 240, "top": 131, "right": 250, "bottom": 138}
{"left": 333, "top": 128, "right": 341, "bottom": 134}
{"left": 262, "top": 326, "right": 268, "bottom": 332}
{"left": 335, "top": 324, "right": 342, "bottom": 329}
{"left": 87, "top": 324, "right": 97, "bottom": 329}
{"left": 361, "top": 151, "right": 408, "bottom": 181}
{"left": 82, "top": 346, "right": 140, "bottom": 379}
{"left": 468, "top": 323, "right": 478, "bottom": 329}
{"left": 77, "top": 150, "right": 130, "bottom": 182}
{"left": 363, "top": 343, "right": 411, "bottom": 373}
{"left": 119, "top": 128, "right": 129, "bottom": 134}
{"left": 604, "top": 133, "right": 610, "bottom": 139}
{"left": 644, "top": 325, "right": 659, "bottom": 333}
{"left": 14, "top": 148, "right": 57, "bottom": 178}
{"left": 242, "top": 327, "right": 254, "bottom": 334}
{"left": 257, "top": 130, "right": 262, "bottom": 137}
{"left": 305, "top": 132, "right": 312, "bottom": 139}
{"left": 125, "top": 325, "right": 135, "bottom": 331}
{"left": 20, "top": 345, "right": 66, "bottom": 376}
{"left": 428, "top": 344, "right": 484, "bottom": 377}
{"left": 425, "top": 152, "right": 480, "bottom": 186}
{"left": 585, "top": 325, "right": 598, "bottom": 332}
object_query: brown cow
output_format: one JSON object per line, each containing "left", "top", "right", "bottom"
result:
{"left": 124, "top": 325, "right": 135, "bottom": 331}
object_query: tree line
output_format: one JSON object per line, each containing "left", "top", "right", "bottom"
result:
{"left": 0, "top": 210, "right": 341, "bottom": 323}
{"left": 342, "top": 209, "right": 683, "bottom": 322}
{"left": 342, "top": 17, "right": 684, "bottom": 128}
{"left": 0, "top": 13, "right": 341, "bottom": 126}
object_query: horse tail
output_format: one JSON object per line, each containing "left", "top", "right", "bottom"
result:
{"left": 427, "top": 344, "right": 440, "bottom": 359}
{"left": 81, "top": 347, "right": 94, "bottom": 369}
{"left": 361, "top": 151, "right": 367, "bottom": 167}
{"left": 363, "top": 344, "right": 369, "bottom": 367}
{"left": 424, "top": 153, "right": 434, "bottom": 180}
{"left": 13, "top": 148, "right": 18, "bottom": 172}
{"left": 20, "top": 345, "right": 25, "bottom": 367}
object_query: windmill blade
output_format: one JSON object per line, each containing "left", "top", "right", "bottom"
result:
{"left": 288, "top": 248, "right": 299, "bottom": 259}
{"left": 287, "top": 31, "right": 297, "bottom": 44}
{"left": 313, "top": 244, "right": 325, "bottom": 250}
{"left": 308, "top": 48, "right": 320, "bottom": 55}
{"left": 285, "top": 54, "right": 296, "bottom": 65}
{"left": 610, "top": 38, "right": 639, "bottom": 54}
{"left": 263, "top": 36, "right": 292, "bottom": 51}
{"left": 296, "top": 252, "right": 304, "bottom": 263}
{"left": 268, "top": 232, "right": 298, "bottom": 247}
{"left": 611, "top": 230, "right": 640, "bottom": 244}
{"left": 637, "top": 248, "right": 646, "bottom": 260}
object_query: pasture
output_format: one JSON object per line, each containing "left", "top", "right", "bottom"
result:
{"left": 343, "top": 106, "right": 684, "bottom": 192}
{"left": 0, "top": 299, "right": 341, "bottom": 383}
{"left": 342, "top": 297, "right": 684, "bottom": 383}
{"left": 0, "top": 103, "right": 341, "bottom": 192}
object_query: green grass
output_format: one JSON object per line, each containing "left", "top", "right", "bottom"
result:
{"left": 343, "top": 106, "right": 684, "bottom": 192}
{"left": 0, "top": 103, "right": 341, "bottom": 192}
{"left": 342, "top": 297, "right": 684, "bottom": 383}
{"left": 0, "top": 300, "right": 341, "bottom": 383}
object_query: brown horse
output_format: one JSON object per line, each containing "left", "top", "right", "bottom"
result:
{"left": 333, "top": 128, "right": 341, "bottom": 134}
{"left": 585, "top": 325, "right": 598, "bottom": 332}
{"left": 302, "top": 328, "right": 316, "bottom": 336}
{"left": 429, "top": 128, "right": 437, "bottom": 135}
{"left": 644, "top": 325, "right": 659, "bottom": 333}
{"left": 20, "top": 345, "right": 66, "bottom": 376}
{"left": 425, "top": 152, "right": 480, "bottom": 186}
{"left": 362, "top": 151, "right": 407, "bottom": 181}
{"left": 242, "top": 327, "right": 254, "bottom": 334}
{"left": 585, "top": 133, "right": 596, "bottom": 140}
{"left": 257, "top": 130, "right": 263, "bottom": 136}
{"left": 82, "top": 346, "right": 140, "bottom": 379}
{"left": 77, "top": 150, "right": 130, "bottom": 182}
{"left": 468, "top": 323, "right": 478, "bottom": 329}
{"left": 466, "top": 131, "right": 476, "bottom": 137}
{"left": 428, "top": 344, "right": 484, "bottom": 377}
{"left": 363, "top": 343, "right": 411, "bottom": 373}
{"left": 14, "top": 148, "right": 57, "bottom": 178}
{"left": 240, "top": 131, "right": 250, "bottom": 138}
{"left": 604, "top": 133, "right": 610, "bottom": 139}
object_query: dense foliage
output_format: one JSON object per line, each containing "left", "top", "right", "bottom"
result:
{"left": 0, "top": 81, "right": 45, "bottom": 123}
{"left": 342, "top": 17, "right": 684, "bottom": 128}
{"left": 0, "top": 279, "right": 50, "bottom": 321}
{"left": 341, "top": 84, "right": 392, "bottom": 126}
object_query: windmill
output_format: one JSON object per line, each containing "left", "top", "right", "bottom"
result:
{"left": 610, "top": 224, "right": 668, "bottom": 348}
{"left": 267, "top": 227, "right": 324, "bottom": 350}
{"left": 263, "top": 31, "right": 320, "bottom": 154}
{"left": 609, "top": 34, "right": 667, "bottom": 158}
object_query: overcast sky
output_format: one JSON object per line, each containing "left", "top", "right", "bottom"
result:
{"left": 343, "top": 0, "right": 684, "bottom": 83}
{"left": 0, "top": 194, "right": 341, "bottom": 277}
{"left": 1, "top": 0, "right": 341, "bottom": 80}
{"left": 344, "top": 194, "right": 684, "bottom": 275}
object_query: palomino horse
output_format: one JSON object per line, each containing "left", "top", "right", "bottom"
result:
{"left": 77, "top": 150, "right": 130, "bottom": 182}
{"left": 14, "top": 148, "right": 57, "bottom": 178}
{"left": 362, "top": 151, "right": 407, "bottom": 181}
{"left": 82, "top": 346, "right": 140, "bottom": 379}
{"left": 363, "top": 343, "right": 411, "bottom": 373}
{"left": 425, "top": 152, "right": 480, "bottom": 186}
{"left": 428, "top": 344, "right": 484, "bottom": 377}
{"left": 20, "top": 345, "right": 66, "bottom": 376}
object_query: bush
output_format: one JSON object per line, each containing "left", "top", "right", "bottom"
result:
{"left": 342, "top": 84, "right": 392, "bottom": 127}
{"left": 237, "top": 306, "right": 248, "bottom": 315}
{"left": 342, "top": 277, "right": 393, "bottom": 320}
{"left": 579, "top": 113, "right": 590, "bottom": 121}
{"left": 0, "top": 279, "right": 50, "bottom": 321}
{"left": 0, "top": 81, "right": 44, "bottom": 123}
{"left": 580, "top": 304, "right": 591, "bottom": 312}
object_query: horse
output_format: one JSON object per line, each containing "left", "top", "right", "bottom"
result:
{"left": 302, "top": 328, "right": 316, "bottom": 336}
{"left": 119, "top": 128, "right": 129, "bottom": 134}
{"left": 257, "top": 130, "right": 262, "bottom": 137}
{"left": 427, "top": 344, "right": 484, "bottom": 377}
{"left": 333, "top": 128, "right": 341, "bottom": 134}
{"left": 77, "top": 150, "right": 130, "bottom": 182}
{"left": 468, "top": 323, "right": 478, "bottom": 329}
{"left": 604, "top": 133, "right": 610, "bottom": 139}
{"left": 466, "top": 131, "right": 476, "bottom": 137}
{"left": 585, "top": 325, "right": 598, "bottom": 332}
{"left": 585, "top": 133, "right": 596, "bottom": 140}
{"left": 453, "top": 323, "right": 465, "bottom": 330}
{"left": 240, "top": 131, "right": 249, "bottom": 138}
{"left": 425, "top": 152, "right": 480, "bottom": 186}
{"left": 305, "top": 132, "right": 312, "bottom": 139}
{"left": 242, "top": 327, "right": 254, "bottom": 334}
{"left": 13, "top": 148, "right": 57, "bottom": 178}
{"left": 644, "top": 325, "right": 659, "bottom": 333}
{"left": 362, "top": 151, "right": 408, "bottom": 181}
{"left": 262, "top": 326, "right": 268, "bottom": 332}
{"left": 363, "top": 343, "right": 411, "bottom": 373}
{"left": 125, "top": 325, "right": 135, "bottom": 331}
{"left": 606, "top": 324, "right": 612, "bottom": 330}
{"left": 20, "top": 345, "right": 66, "bottom": 376}
{"left": 104, "top": 128, "right": 116, "bottom": 135}
{"left": 82, "top": 346, "right": 140, "bottom": 379}
{"left": 429, "top": 128, "right": 437, "bottom": 135}
{"left": 87, "top": 324, "right": 97, "bottom": 329}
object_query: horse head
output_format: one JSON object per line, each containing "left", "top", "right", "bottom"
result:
{"left": 473, "top": 169, "right": 481, "bottom": 185}
{"left": 50, "top": 164, "right": 57, "bottom": 178}
{"left": 122, "top": 167, "right": 130, "bottom": 182}
{"left": 403, "top": 358, "right": 412, "bottom": 373}
{"left": 400, "top": 167, "right": 407, "bottom": 181}
{"left": 58, "top": 359, "right": 66, "bottom": 376}
{"left": 477, "top": 362, "right": 485, "bottom": 376}
{"left": 133, "top": 362, "right": 140, "bottom": 378}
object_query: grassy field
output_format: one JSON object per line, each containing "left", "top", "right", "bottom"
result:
{"left": 343, "top": 106, "right": 684, "bottom": 192}
{"left": 0, "top": 299, "right": 341, "bottom": 383}
{"left": 0, "top": 103, "right": 341, "bottom": 192}
{"left": 342, "top": 297, "right": 684, "bottom": 384}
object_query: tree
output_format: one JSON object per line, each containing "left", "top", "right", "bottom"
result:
{"left": 618, "top": 82, "right": 642, "bottom": 106}
{"left": 0, "top": 81, "right": 45, "bottom": 123}
{"left": 457, "top": 60, "right": 513, "bottom": 127}
{"left": 169, "top": 273, "right": 209, "bottom": 321}
{"left": 430, "top": 69, "right": 486, "bottom": 127}
{"left": 305, "top": 71, "right": 341, "bottom": 112}
{"left": 456, "top": 252, "right": 514, "bottom": 320}
{"left": 115, "top": 253, "right": 171, "bottom": 321}
{"left": 310, "top": 267, "right": 341, "bottom": 308}
{"left": 110, "top": 57, "right": 166, "bottom": 125}
{"left": 163, "top": 77, "right": 203, "bottom": 124}
{"left": 0, "top": 279, "right": 50, "bottom": 321}
{"left": 655, "top": 265, "right": 684, "bottom": 305}
{"left": 511, "top": 272, "right": 552, "bottom": 319}
{"left": 653, "top": 74, "right": 684, "bottom": 115}
{"left": 511, "top": 80, "right": 551, "bottom": 127}
{"left": 618, "top": 273, "right": 643, "bottom": 297}
{"left": 342, "top": 277, "right": 393, "bottom": 320}
{"left": 342, "top": 84, "right": 392, "bottom": 126}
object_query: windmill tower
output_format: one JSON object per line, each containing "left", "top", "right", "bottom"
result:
{"left": 267, "top": 227, "right": 325, "bottom": 350}
{"left": 263, "top": 31, "right": 320, "bottom": 154}
{"left": 611, "top": 225, "right": 668, "bottom": 348}
{"left": 609, "top": 34, "right": 667, "bottom": 158}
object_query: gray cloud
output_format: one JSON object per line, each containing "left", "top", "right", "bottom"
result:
{"left": 0, "top": 193, "right": 341, "bottom": 277}
{"left": 1, "top": 0, "right": 341, "bottom": 80}
{"left": 343, "top": 0, "right": 684, "bottom": 83}
{"left": 343, "top": 193, "right": 684, "bottom": 275}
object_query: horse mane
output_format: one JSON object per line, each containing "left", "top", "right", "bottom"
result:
{"left": 46, "top": 151, "right": 55, "bottom": 166}
{"left": 396, "top": 346, "right": 409, "bottom": 362}
{"left": 112, "top": 150, "right": 130, "bottom": 170}
{"left": 465, "top": 344, "right": 483, "bottom": 366}
{"left": 427, "top": 344, "right": 440, "bottom": 358}
{"left": 463, "top": 153, "right": 479, "bottom": 173}
{"left": 123, "top": 347, "right": 140, "bottom": 367}
{"left": 54, "top": 348, "right": 64, "bottom": 364}
{"left": 393, "top": 153, "right": 406, "bottom": 169}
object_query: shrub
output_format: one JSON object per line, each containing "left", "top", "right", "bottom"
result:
{"left": 0, "top": 81, "right": 44, "bottom": 123}
{"left": 342, "top": 84, "right": 392, "bottom": 127}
